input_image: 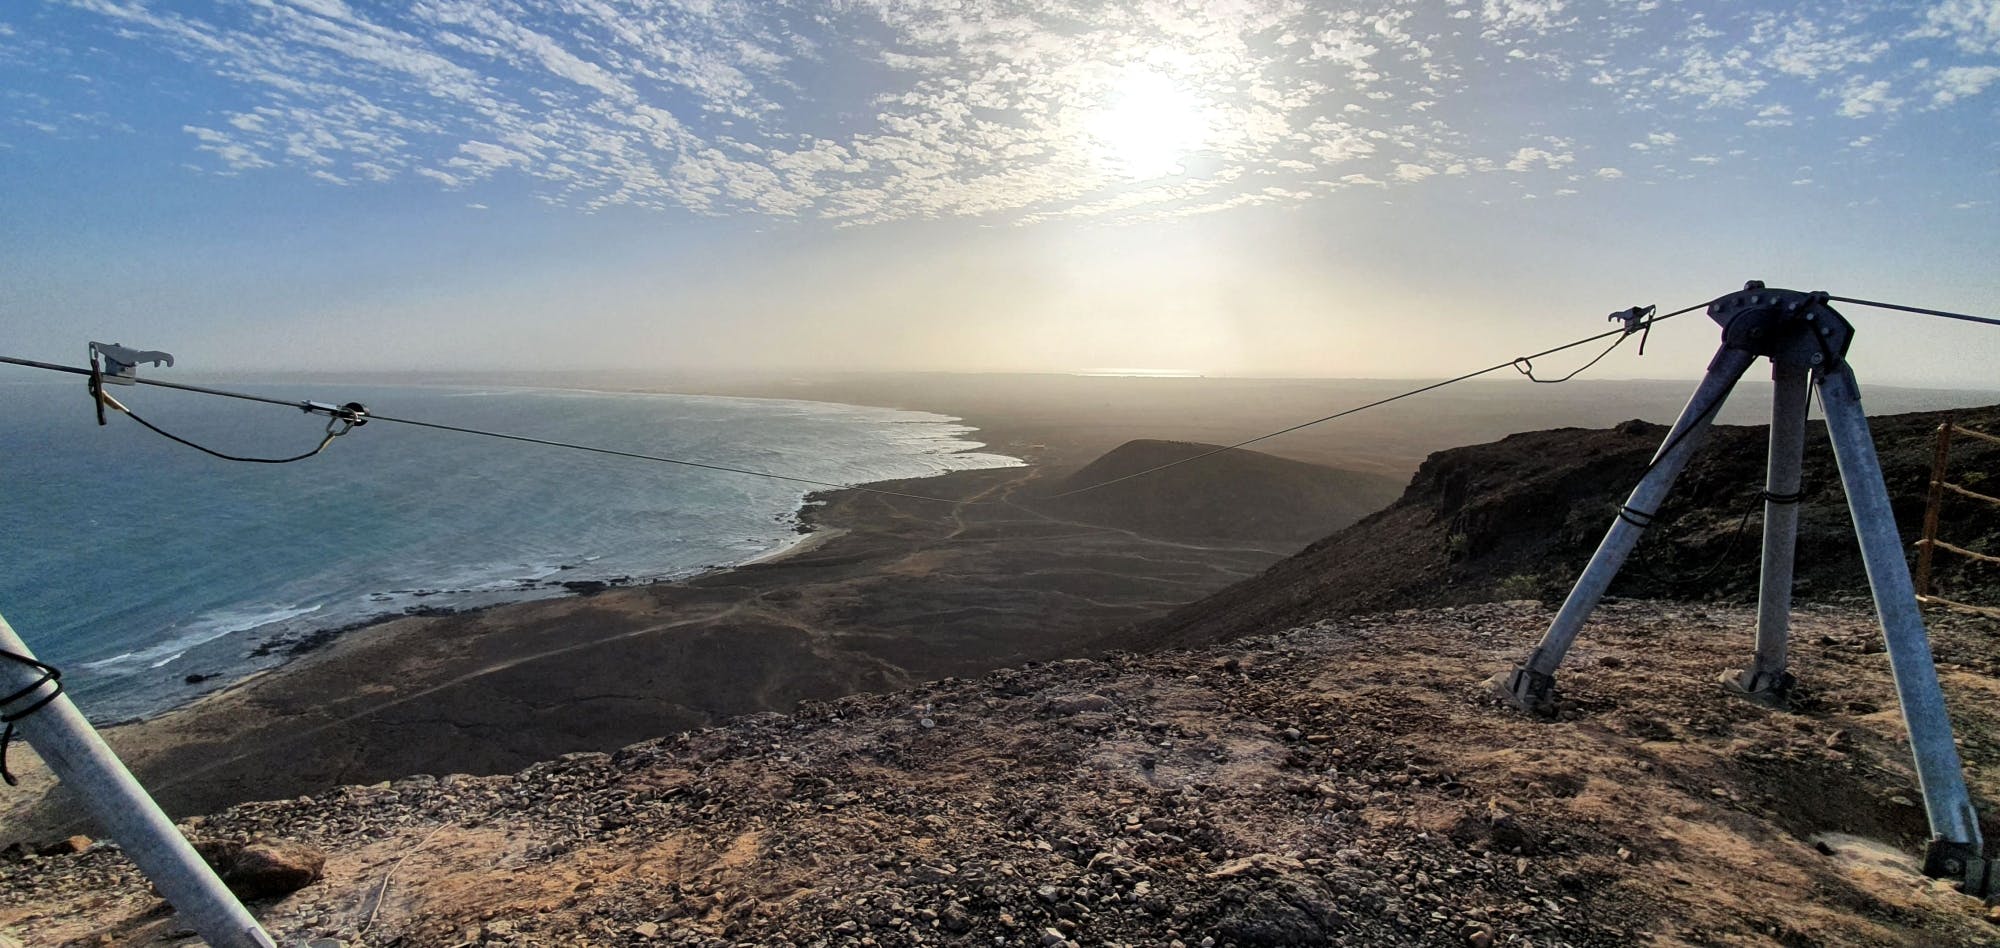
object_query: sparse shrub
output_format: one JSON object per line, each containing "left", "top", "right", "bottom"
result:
{"left": 1445, "top": 531, "right": 1470, "bottom": 560}
{"left": 1494, "top": 572, "right": 1545, "bottom": 601}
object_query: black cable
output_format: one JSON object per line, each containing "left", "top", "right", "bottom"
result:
{"left": 1514, "top": 330, "right": 1633, "bottom": 383}
{"left": 1828, "top": 295, "right": 2000, "bottom": 329}
{"left": 101, "top": 393, "right": 352, "bottom": 464}
{"left": 0, "top": 649, "right": 64, "bottom": 787}
{"left": 1049, "top": 297, "right": 1717, "bottom": 500}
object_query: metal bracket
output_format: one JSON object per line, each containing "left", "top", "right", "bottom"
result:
{"left": 88, "top": 342, "right": 174, "bottom": 386}
{"left": 1487, "top": 664, "right": 1557, "bottom": 716}
{"left": 1707, "top": 281, "right": 1852, "bottom": 369}
{"left": 1609, "top": 305, "right": 1654, "bottom": 334}
{"left": 1925, "top": 837, "right": 1994, "bottom": 897}
{"left": 1718, "top": 666, "right": 1795, "bottom": 708}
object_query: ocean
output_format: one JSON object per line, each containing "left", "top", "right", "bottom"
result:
{"left": 0, "top": 379, "right": 1021, "bottom": 723}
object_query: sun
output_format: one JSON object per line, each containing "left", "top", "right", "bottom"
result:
{"left": 1087, "top": 65, "right": 1213, "bottom": 180}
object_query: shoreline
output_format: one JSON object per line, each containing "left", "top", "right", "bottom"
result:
{"left": 739, "top": 525, "right": 851, "bottom": 567}
{"left": 110, "top": 518, "right": 858, "bottom": 731}
{"left": 51, "top": 382, "right": 1025, "bottom": 728}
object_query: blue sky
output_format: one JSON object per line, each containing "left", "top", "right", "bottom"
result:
{"left": 2, "top": 1, "right": 1998, "bottom": 386}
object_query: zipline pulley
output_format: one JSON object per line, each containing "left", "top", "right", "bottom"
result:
{"left": 87, "top": 341, "right": 173, "bottom": 386}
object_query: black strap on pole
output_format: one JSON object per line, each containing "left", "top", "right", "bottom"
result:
{"left": 0, "top": 650, "right": 64, "bottom": 787}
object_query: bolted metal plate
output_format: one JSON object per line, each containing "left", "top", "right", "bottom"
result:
{"left": 1706, "top": 282, "right": 1855, "bottom": 368}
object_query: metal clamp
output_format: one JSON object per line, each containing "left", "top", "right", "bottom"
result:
{"left": 87, "top": 342, "right": 174, "bottom": 386}
{"left": 305, "top": 401, "right": 369, "bottom": 435}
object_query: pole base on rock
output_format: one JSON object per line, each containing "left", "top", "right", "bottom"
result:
{"left": 1924, "top": 838, "right": 1993, "bottom": 897}
{"left": 1719, "top": 667, "right": 1795, "bottom": 709}
{"left": 1487, "top": 666, "right": 1557, "bottom": 716}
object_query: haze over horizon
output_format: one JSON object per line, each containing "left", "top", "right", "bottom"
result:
{"left": 4, "top": 1, "right": 1999, "bottom": 387}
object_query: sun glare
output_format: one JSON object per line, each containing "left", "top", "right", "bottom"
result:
{"left": 1087, "top": 65, "right": 1213, "bottom": 180}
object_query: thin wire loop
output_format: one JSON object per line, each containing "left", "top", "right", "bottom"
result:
{"left": 1514, "top": 331, "right": 1632, "bottom": 384}
{"left": 96, "top": 389, "right": 354, "bottom": 464}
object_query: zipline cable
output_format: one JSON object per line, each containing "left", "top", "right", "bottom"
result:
{"left": 3, "top": 355, "right": 994, "bottom": 504}
{"left": 6, "top": 295, "right": 1709, "bottom": 504}
{"left": 1827, "top": 296, "right": 2000, "bottom": 329}
{"left": 1042, "top": 297, "right": 1717, "bottom": 500}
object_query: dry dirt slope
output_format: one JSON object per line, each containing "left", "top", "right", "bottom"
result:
{"left": 1025, "top": 440, "right": 1405, "bottom": 545}
{"left": 5, "top": 600, "right": 2000, "bottom": 946}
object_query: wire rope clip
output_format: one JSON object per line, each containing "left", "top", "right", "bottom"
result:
{"left": 305, "top": 401, "right": 370, "bottom": 436}
{"left": 87, "top": 342, "right": 174, "bottom": 386}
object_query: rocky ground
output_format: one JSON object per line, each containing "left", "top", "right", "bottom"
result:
{"left": 1133, "top": 405, "right": 2000, "bottom": 652}
{"left": 6, "top": 600, "right": 2000, "bottom": 946}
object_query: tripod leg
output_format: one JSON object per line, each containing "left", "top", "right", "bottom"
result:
{"left": 1722, "top": 360, "right": 1811, "bottom": 706}
{"left": 1491, "top": 346, "right": 1757, "bottom": 714}
{"left": 1819, "top": 364, "right": 1990, "bottom": 893}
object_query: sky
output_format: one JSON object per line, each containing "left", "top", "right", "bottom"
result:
{"left": 1, "top": 0, "right": 1998, "bottom": 387}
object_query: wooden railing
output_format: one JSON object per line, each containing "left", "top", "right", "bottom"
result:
{"left": 1915, "top": 419, "right": 2000, "bottom": 619}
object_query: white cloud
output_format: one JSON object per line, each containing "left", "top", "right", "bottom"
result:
{"left": 14, "top": 0, "right": 1989, "bottom": 226}
{"left": 1757, "top": 16, "right": 1887, "bottom": 80}
{"left": 182, "top": 124, "right": 271, "bottom": 170}
{"left": 1915, "top": 0, "right": 2000, "bottom": 55}
{"left": 1837, "top": 78, "right": 1903, "bottom": 117}
{"left": 1505, "top": 146, "right": 1573, "bottom": 172}
{"left": 1933, "top": 65, "right": 2000, "bottom": 104}
{"left": 1651, "top": 46, "right": 1765, "bottom": 109}
{"left": 1481, "top": 0, "right": 1567, "bottom": 32}
{"left": 1629, "top": 131, "right": 1678, "bottom": 151}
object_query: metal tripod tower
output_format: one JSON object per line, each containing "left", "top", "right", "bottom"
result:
{"left": 1489, "top": 281, "right": 1992, "bottom": 895}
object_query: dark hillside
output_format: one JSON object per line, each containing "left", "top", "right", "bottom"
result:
{"left": 1116, "top": 404, "right": 2000, "bottom": 652}
{"left": 1029, "top": 439, "right": 1405, "bottom": 545}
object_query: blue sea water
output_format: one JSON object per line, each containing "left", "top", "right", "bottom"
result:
{"left": 0, "top": 379, "right": 1020, "bottom": 722}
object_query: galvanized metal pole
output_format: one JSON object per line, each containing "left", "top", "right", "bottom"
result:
{"left": 0, "top": 611, "right": 276, "bottom": 947}
{"left": 1818, "top": 367, "right": 1989, "bottom": 889}
{"left": 1490, "top": 346, "right": 1757, "bottom": 713}
{"left": 1722, "top": 360, "right": 1811, "bottom": 705}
